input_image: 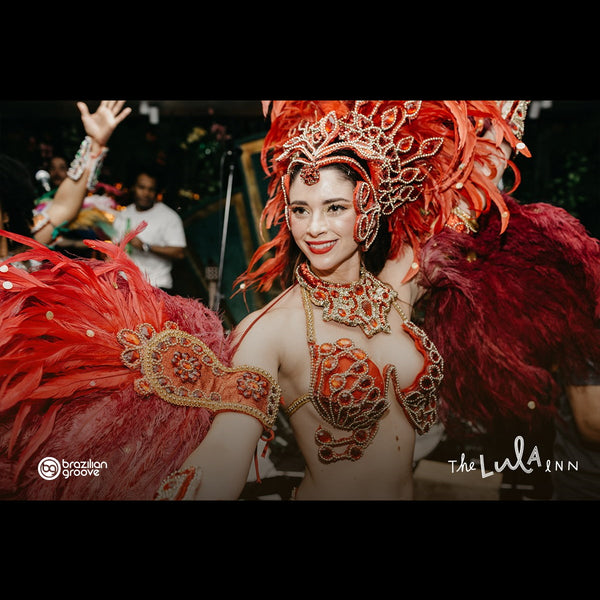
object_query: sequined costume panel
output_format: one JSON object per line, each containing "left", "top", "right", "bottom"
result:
{"left": 118, "top": 321, "right": 281, "bottom": 431}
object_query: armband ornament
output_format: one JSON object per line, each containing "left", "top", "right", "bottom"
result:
{"left": 117, "top": 321, "right": 281, "bottom": 430}
{"left": 67, "top": 136, "right": 109, "bottom": 191}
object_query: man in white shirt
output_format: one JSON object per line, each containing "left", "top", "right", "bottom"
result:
{"left": 113, "top": 171, "right": 186, "bottom": 291}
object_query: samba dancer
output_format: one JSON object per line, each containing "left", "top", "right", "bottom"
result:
{"left": 2, "top": 101, "right": 599, "bottom": 501}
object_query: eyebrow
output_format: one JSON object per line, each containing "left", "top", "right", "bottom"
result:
{"left": 288, "top": 197, "right": 353, "bottom": 206}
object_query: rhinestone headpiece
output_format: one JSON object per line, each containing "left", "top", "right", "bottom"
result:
{"left": 500, "top": 100, "right": 530, "bottom": 141}
{"left": 277, "top": 101, "right": 445, "bottom": 249}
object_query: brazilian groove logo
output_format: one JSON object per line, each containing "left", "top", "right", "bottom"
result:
{"left": 37, "top": 457, "right": 108, "bottom": 480}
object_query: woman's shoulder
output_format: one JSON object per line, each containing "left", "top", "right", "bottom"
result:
{"left": 376, "top": 250, "right": 422, "bottom": 309}
{"left": 230, "top": 285, "right": 305, "bottom": 367}
{"left": 234, "top": 285, "right": 303, "bottom": 338}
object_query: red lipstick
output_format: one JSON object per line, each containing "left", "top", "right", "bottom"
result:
{"left": 306, "top": 240, "right": 337, "bottom": 255}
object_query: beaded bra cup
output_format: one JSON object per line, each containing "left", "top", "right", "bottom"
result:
{"left": 289, "top": 263, "right": 443, "bottom": 464}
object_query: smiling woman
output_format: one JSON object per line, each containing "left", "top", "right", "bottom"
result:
{"left": 189, "top": 103, "right": 450, "bottom": 500}
{"left": 161, "top": 103, "right": 451, "bottom": 499}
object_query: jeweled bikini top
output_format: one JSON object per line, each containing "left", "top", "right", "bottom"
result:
{"left": 288, "top": 263, "right": 443, "bottom": 464}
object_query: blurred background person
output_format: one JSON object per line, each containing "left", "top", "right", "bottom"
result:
{"left": 48, "top": 155, "right": 68, "bottom": 189}
{"left": 112, "top": 168, "right": 186, "bottom": 292}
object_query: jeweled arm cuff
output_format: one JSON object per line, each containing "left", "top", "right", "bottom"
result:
{"left": 155, "top": 466, "right": 202, "bottom": 500}
{"left": 67, "top": 136, "right": 109, "bottom": 191}
{"left": 117, "top": 321, "right": 281, "bottom": 431}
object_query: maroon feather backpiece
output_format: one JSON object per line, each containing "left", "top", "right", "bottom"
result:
{"left": 418, "top": 195, "right": 600, "bottom": 435}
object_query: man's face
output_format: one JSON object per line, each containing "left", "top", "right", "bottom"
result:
{"left": 132, "top": 174, "right": 157, "bottom": 211}
{"left": 49, "top": 157, "right": 68, "bottom": 188}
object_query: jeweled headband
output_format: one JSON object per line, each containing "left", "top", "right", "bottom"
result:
{"left": 277, "top": 101, "right": 445, "bottom": 250}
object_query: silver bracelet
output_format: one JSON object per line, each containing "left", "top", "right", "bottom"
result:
{"left": 67, "top": 136, "right": 109, "bottom": 190}
{"left": 86, "top": 146, "right": 108, "bottom": 191}
{"left": 30, "top": 210, "right": 52, "bottom": 235}
{"left": 67, "top": 136, "right": 92, "bottom": 182}
{"left": 155, "top": 466, "right": 203, "bottom": 500}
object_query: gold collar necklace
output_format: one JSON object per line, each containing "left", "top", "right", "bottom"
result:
{"left": 295, "top": 262, "right": 398, "bottom": 338}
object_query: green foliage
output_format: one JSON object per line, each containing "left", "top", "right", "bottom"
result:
{"left": 547, "top": 151, "right": 591, "bottom": 218}
{"left": 179, "top": 125, "right": 230, "bottom": 201}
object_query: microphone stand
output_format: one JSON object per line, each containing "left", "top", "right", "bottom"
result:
{"left": 213, "top": 146, "right": 240, "bottom": 312}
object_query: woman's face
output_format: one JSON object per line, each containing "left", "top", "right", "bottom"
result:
{"left": 288, "top": 166, "right": 361, "bottom": 282}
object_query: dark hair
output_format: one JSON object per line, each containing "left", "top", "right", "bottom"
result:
{"left": 132, "top": 165, "right": 161, "bottom": 187}
{"left": 0, "top": 154, "right": 36, "bottom": 241}
{"left": 362, "top": 213, "right": 390, "bottom": 275}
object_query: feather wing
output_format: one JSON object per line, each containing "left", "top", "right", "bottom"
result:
{"left": 0, "top": 229, "right": 231, "bottom": 498}
{"left": 419, "top": 196, "right": 600, "bottom": 435}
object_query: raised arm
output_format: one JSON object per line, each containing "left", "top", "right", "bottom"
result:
{"left": 33, "top": 101, "right": 131, "bottom": 245}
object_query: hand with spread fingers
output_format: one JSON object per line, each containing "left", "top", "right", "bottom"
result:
{"left": 77, "top": 100, "right": 132, "bottom": 149}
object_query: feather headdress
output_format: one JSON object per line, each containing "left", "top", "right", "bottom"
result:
{"left": 235, "top": 100, "right": 530, "bottom": 294}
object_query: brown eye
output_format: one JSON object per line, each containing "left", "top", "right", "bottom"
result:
{"left": 290, "top": 206, "right": 307, "bottom": 215}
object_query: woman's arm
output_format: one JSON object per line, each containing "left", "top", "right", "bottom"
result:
{"left": 127, "top": 237, "right": 186, "bottom": 260}
{"left": 159, "top": 310, "right": 283, "bottom": 500}
{"left": 34, "top": 101, "right": 131, "bottom": 245}
{"left": 567, "top": 385, "right": 600, "bottom": 447}
{"left": 176, "top": 411, "right": 264, "bottom": 500}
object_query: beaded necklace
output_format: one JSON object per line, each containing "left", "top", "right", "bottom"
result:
{"left": 295, "top": 262, "right": 404, "bottom": 338}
